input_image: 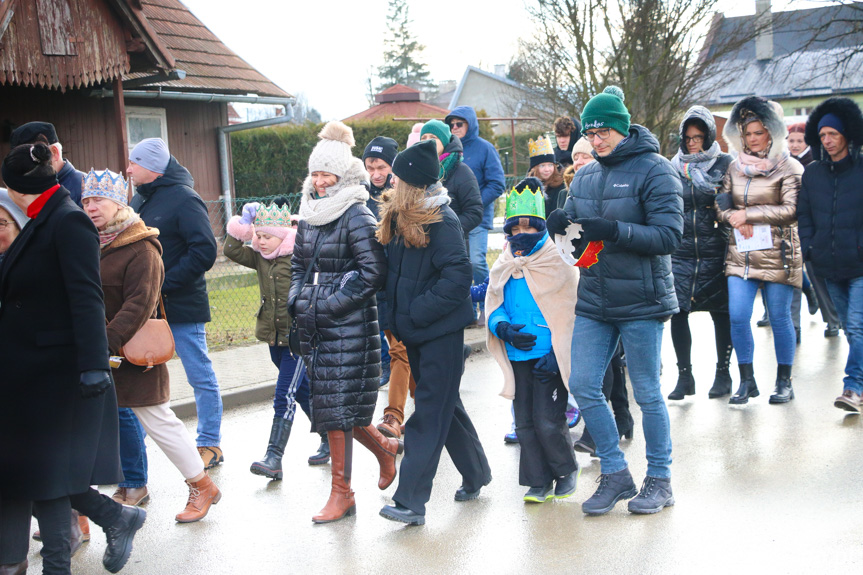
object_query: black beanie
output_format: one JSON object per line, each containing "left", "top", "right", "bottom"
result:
{"left": 362, "top": 136, "right": 398, "bottom": 167}
{"left": 392, "top": 140, "right": 440, "bottom": 187}
{"left": 11, "top": 121, "right": 59, "bottom": 147}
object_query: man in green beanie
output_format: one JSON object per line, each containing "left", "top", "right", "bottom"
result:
{"left": 545, "top": 86, "right": 683, "bottom": 516}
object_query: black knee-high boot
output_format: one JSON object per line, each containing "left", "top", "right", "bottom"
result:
{"left": 250, "top": 417, "right": 293, "bottom": 480}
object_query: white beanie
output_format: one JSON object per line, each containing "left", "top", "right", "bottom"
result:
{"left": 308, "top": 121, "right": 355, "bottom": 178}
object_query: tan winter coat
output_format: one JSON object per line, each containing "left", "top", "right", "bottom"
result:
{"left": 715, "top": 159, "right": 804, "bottom": 288}
{"left": 486, "top": 237, "right": 579, "bottom": 400}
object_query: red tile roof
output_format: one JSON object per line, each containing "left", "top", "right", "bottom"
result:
{"left": 343, "top": 101, "right": 449, "bottom": 122}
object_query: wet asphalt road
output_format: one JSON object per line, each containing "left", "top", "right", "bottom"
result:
{"left": 25, "top": 310, "right": 863, "bottom": 574}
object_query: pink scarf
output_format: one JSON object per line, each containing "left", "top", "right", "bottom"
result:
{"left": 736, "top": 149, "right": 789, "bottom": 178}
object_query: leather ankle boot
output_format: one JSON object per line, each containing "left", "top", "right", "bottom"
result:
{"left": 308, "top": 433, "right": 330, "bottom": 466}
{"left": 729, "top": 363, "right": 759, "bottom": 404}
{"left": 312, "top": 430, "right": 356, "bottom": 523}
{"left": 250, "top": 417, "right": 292, "bottom": 480}
{"left": 769, "top": 364, "right": 794, "bottom": 404}
{"left": 175, "top": 474, "right": 221, "bottom": 523}
{"left": 710, "top": 343, "right": 734, "bottom": 398}
{"left": 668, "top": 364, "right": 695, "bottom": 400}
{"left": 354, "top": 425, "right": 404, "bottom": 490}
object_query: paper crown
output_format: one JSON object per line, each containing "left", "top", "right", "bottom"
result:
{"left": 505, "top": 181, "right": 546, "bottom": 220}
{"left": 528, "top": 136, "right": 555, "bottom": 158}
{"left": 82, "top": 169, "right": 128, "bottom": 206}
{"left": 254, "top": 203, "right": 292, "bottom": 228}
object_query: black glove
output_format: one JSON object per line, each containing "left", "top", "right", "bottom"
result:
{"left": 341, "top": 275, "right": 364, "bottom": 297}
{"left": 532, "top": 349, "right": 559, "bottom": 376}
{"left": 495, "top": 322, "right": 537, "bottom": 351}
{"left": 546, "top": 209, "right": 573, "bottom": 236}
{"left": 575, "top": 217, "right": 619, "bottom": 242}
{"left": 715, "top": 193, "right": 733, "bottom": 211}
{"left": 80, "top": 370, "right": 113, "bottom": 399}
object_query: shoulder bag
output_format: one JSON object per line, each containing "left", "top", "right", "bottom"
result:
{"left": 120, "top": 296, "right": 175, "bottom": 372}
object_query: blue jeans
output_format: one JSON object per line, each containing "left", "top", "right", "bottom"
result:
{"left": 468, "top": 227, "right": 489, "bottom": 313}
{"left": 825, "top": 277, "right": 863, "bottom": 394}
{"left": 568, "top": 316, "right": 671, "bottom": 479}
{"left": 170, "top": 322, "right": 222, "bottom": 446}
{"left": 117, "top": 408, "right": 147, "bottom": 488}
{"left": 728, "top": 277, "right": 795, "bottom": 365}
{"left": 269, "top": 345, "right": 311, "bottom": 421}
{"left": 380, "top": 330, "right": 391, "bottom": 366}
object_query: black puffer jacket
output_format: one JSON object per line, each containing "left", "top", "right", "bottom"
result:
{"left": 670, "top": 107, "right": 733, "bottom": 313}
{"left": 385, "top": 205, "right": 474, "bottom": 346}
{"left": 563, "top": 125, "right": 683, "bottom": 321}
{"left": 544, "top": 182, "right": 567, "bottom": 216}
{"left": 366, "top": 176, "right": 391, "bottom": 330}
{"left": 290, "top": 170, "right": 387, "bottom": 432}
{"left": 798, "top": 97, "right": 863, "bottom": 281}
{"left": 441, "top": 135, "right": 483, "bottom": 241}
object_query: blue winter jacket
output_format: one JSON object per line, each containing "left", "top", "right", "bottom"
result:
{"left": 446, "top": 106, "right": 505, "bottom": 229}
{"left": 487, "top": 233, "right": 552, "bottom": 361}
{"left": 58, "top": 160, "right": 85, "bottom": 207}
{"left": 563, "top": 125, "right": 683, "bottom": 321}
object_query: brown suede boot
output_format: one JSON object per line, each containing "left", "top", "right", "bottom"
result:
{"left": 175, "top": 474, "right": 221, "bottom": 523}
{"left": 354, "top": 424, "right": 404, "bottom": 490}
{"left": 312, "top": 430, "right": 356, "bottom": 524}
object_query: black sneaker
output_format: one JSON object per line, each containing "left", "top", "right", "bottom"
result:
{"left": 581, "top": 468, "right": 637, "bottom": 515}
{"left": 627, "top": 476, "right": 674, "bottom": 514}
{"left": 554, "top": 463, "right": 581, "bottom": 500}
{"left": 102, "top": 505, "right": 146, "bottom": 574}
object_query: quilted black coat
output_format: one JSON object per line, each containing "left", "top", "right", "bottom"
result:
{"left": 289, "top": 202, "right": 387, "bottom": 433}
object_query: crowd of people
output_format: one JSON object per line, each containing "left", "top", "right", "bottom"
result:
{"left": 1, "top": 86, "right": 861, "bottom": 573}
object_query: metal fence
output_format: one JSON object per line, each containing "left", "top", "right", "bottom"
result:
{"left": 202, "top": 177, "right": 519, "bottom": 350}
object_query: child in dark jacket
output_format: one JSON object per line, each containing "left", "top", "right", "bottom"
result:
{"left": 486, "top": 179, "right": 580, "bottom": 502}
{"left": 225, "top": 202, "right": 327, "bottom": 479}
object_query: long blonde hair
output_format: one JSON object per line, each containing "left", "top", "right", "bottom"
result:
{"left": 375, "top": 179, "right": 443, "bottom": 248}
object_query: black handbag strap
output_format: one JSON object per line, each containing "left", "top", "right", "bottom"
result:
{"left": 297, "top": 234, "right": 326, "bottom": 292}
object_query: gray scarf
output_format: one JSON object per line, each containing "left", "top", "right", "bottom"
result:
{"left": 422, "top": 182, "right": 451, "bottom": 209}
{"left": 671, "top": 141, "right": 724, "bottom": 192}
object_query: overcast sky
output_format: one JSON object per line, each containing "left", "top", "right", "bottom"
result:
{"left": 180, "top": 0, "right": 813, "bottom": 120}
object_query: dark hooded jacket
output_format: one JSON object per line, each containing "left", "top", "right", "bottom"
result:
{"left": 58, "top": 159, "right": 85, "bottom": 207}
{"left": 131, "top": 156, "right": 218, "bottom": 323}
{"left": 671, "top": 106, "right": 733, "bottom": 313}
{"left": 445, "top": 106, "right": 506, "bottom": 229}
{"left": 563, "top": 125, "right": 684, "bottom": 321}
{"left": 554, "top": 117, "right": 582, "bottom": 167}
{"left": 441, "top": 135, "right": 483, "bottom": 241}
{"left": 797, "top": 97, "right": 863, "bottom": 281}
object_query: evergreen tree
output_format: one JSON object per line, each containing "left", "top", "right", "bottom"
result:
{"left": 377, "top": 0, "right": 432, "bottom": 91}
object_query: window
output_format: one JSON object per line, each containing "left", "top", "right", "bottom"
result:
{"left": 794, "top": 107, "right": 812, "bottom": 116}
{"left": 126, "top": 107, "right": 168, "bottom": 149}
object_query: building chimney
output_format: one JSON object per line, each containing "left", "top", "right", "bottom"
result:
{"left": 755, "top": 0, "right": 774, "bottom": 61}
{"left": 494, "top": 64, "right": 506, "bottom": 77}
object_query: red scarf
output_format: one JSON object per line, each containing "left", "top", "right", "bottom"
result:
{"left": 26, "top": 184, "right": 61, "bottom": 218}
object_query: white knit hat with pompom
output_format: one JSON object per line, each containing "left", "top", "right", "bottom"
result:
{"left": 308, "top": 121, "right": 355, "bottom": 178}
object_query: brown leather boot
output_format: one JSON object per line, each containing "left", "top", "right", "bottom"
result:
{"left": 175, "top": 474, "right": 221, "bottom": 523}
{"left": 312, "top": 430, "right": 356, "bottom": 524}
{"left": 353, "top": 424, "right": 404, "bottom": 490}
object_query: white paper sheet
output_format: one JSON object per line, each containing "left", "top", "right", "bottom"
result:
{"left": 734, "top": 224, "right": 772, "bottom": 252}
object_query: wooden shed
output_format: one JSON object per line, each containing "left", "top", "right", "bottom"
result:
{"left": 0, "top": 0, "right": 292, "bottom": 228}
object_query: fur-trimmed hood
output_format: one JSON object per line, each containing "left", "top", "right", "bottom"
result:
{"left": 679, "top": 106, "right": 717, "bottom": 154}
{"left": 804, "top": 97, "right": 863, "bottom": 161}
{"left": 723, "top": 96, "right": 788, "bottom": 160}
{"left": 301, "top": 156, "right": 369, "bottom": 201}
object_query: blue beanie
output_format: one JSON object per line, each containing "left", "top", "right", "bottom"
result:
{"left": 129, "top": 138, "right": 170, "bottom": 174}
{"left": 817, "top": 113, "right": 846, "bottom": 136}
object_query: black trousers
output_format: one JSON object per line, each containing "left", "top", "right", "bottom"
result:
{"left": 0, "top": 496, "right": 31, "bottom": 565}
{"left": 512, "top": 360, "right": 576, "bottom": 487}
{"left": 670, "top": 310, "right": 733, "bottom": 367}
{"left": 394, "top": 330, "right": 491, "bottom": 515}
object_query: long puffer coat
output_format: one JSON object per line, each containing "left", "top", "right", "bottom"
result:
{"left": 289, "top": 180, "right": 386, "bottom": 433}
{"left": 562, "top": 125, "right": 684, "bottom": 321}
{"left": 671, "top": 107, "right": 733, "bottom": 313}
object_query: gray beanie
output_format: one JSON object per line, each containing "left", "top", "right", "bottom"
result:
{"left": 129, "top": 138, "right": 170, "bottom": 174}
{"left": 0, "top": 188, "right": 29, "bottom": 229}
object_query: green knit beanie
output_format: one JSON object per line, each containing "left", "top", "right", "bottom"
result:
{"left": 581, "top": 86, "right": 631, "bottom": 137}
{"left": 420, "top": 120, "right": 451, "bottom": 149}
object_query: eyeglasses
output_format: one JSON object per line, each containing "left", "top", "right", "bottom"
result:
{"left": 582, "top": 128, "right": 611, "bottom": 141}
{"left": 449, "top": 121, "right": 466, "bottom": 129}
{"left": 0, "top": 219, "right": 10, "bottom": 230}
{"left": 683, "top": 136, "right": 704, "bottom": 143}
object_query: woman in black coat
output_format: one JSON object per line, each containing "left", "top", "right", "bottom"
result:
{"left": 668, "top": 106, "right": 734, "bottom": 400}
{"left": 289, "top": 122, "right": 397, "bottom": 524}
{"left": 0, "top": 144, "right": 145, "bottom": 574}
{"left": 376, "top": 140, "right": 492, "bottom": 526}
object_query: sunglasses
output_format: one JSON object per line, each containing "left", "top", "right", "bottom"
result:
{"left": 449, "top": 121, "right": 466, "bottom": 129}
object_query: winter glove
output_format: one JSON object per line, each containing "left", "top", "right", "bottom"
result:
{"left": 340, "top": 271, "right": 363, "bottom": 297}
{"left": 574, "top": 217, "right": 619, "bottom": 242}
{"left": 714, "top": 193, "right": 733, "bottom": 212}
{"left": 240, "top": 202, "right": 260, "bottom": 225}
{"left": 495, "top": 322, "right": 537, "bottom": 351}
{"left": 532, "top": 349, "right": 559, "bottom": 376}
{"left": 80, "top": 370, "right": 113, "bottom": 399}
{"left": 471, "top": 277, "right": 490, "bottom": 303}
{"left": 546, "top": 209, "right": 574, "bottom": 237}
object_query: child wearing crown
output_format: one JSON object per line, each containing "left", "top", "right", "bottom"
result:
{"left": 527, "top": 135, "right": 567, "bottom": 214}
{"left": 486, "top": 179, "right": 581, "bottom": 503}
{"left": 225, "top": 201, "right": 318, "bottom": 480}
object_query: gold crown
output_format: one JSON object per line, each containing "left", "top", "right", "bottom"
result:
{"left": 528, "top": 136, "right": 555, "bottom": 158}
{"left": 254, "top": 204, "right": 292, "bottom": 228}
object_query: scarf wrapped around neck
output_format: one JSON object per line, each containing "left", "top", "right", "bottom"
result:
{"left": 299, "top": 180, "right": 369, "bottom": 227}
{"left": 671, "top": 141, "right": 723, "bottom": 191}
{"left": 99, "top": 207, "right": 140, "bottom": 247}
{"left": 440, "top": 151, "right": 462, "bottom": 181}
{"left": 422, "top": 181, "right": 451, "bottom": 209}
{"left": 736, "top": 149, "right": 789, "bottom": 178}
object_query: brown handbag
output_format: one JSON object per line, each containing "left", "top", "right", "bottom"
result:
{"left": 119, "top": 296, "right": 175, "bottom": 371}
